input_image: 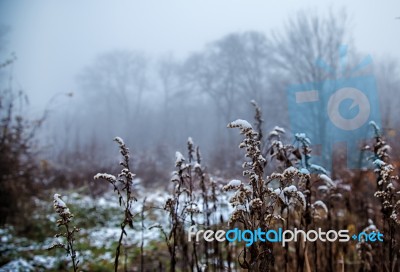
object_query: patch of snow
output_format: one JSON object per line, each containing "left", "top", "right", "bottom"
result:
{"left": 97, "top": 251, "right": 113, "bottom": 261}
{"left": 337, "top": 182, "right": 351, "bottom": 191}
{"left": 94, "top": 173, "right": 117, "bottom": 181}
{"left": 235, "top": 205, "right": 246, "bottom": 211}
{"left": 88, "top": 227, "right": 125, "bottom": 249}
{"left": 0, "top": 258, "right": 34, "bottom": 271}
{"left": 274, "top": 188, "right": 286, "bottom": 204}
{"left": 175, "top": 152, "right": 185, "bottom": 164}
{"left": 269, "top": 131, "right": 278, "bottom": 137}
{"left": 313, "top": 200, "right": 328, "bottom": 213}
{"left": 273, "top": 126, "right": 286, "bottom": 133}
{"left": 380, "top": 145, "right": 391, "bottom": 152}
{"left": 319, "top": 174, "right": 335, "bottom": 187}
{"left": 283, "top": 167, "right": 298, "bottom": 176}
{"left": 114, "top": 136, "right": 125, "bottom": 145}
{"left": 318, "top": 185, "right": 329, "bottom": 192}
{"left": 373, "top": 159, "right": 385, "bottom": 167}
{"left": 310, "top": 164, "right": 328, "bottom": 174}
{"left": 283, "top": 185, "right": 297, "bottom": 193}
{"left": 365, "top": 219, "right": 378, "bottom": 232}
{"left": 32, "top": 255, "right": 58, "bottom": 270}
{"left": 295, "top": 133, "right": 311, "bottom": 145}
{"left": 369, "top": 121, "right": 379, "bottom": 130}
{"left": 272, "top": 140, "right": 283, "bottom": 149}
{"left": 299, "top": 168, "right": 310, "bottom": 175}
{"left": 228, "top": 119, "right": 252, "bottom": 129}
{"left": 227, "top": 180, "right": 241, "bottom": 187}
{"left": 53, "top": 194, "right": 66, "bottom": 208}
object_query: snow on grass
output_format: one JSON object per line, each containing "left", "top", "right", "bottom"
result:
{"left": 0, "top": 258, "right": 34, "bottom": 271}
{"left": 97, "top": 251, "right": 113, "bottom": 261}
{"left": 88, "top": 227, "right": 125, "bottom": 248}
{"left": 32, "top": 255, "right": 58, "bottom": 270}
{"left": 1, "top": 180, "right": 236, "bottom": 270}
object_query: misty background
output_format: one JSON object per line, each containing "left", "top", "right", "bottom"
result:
{"left": 1, "top": 1, "right": 400, "bottom": 187}
{"left": 2, "top": 1, "right": 400, "bottom": 271}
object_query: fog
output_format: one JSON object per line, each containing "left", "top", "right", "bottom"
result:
{"left": 3, "top": 1, "right": 400, "bottom": 109}
{"left": 2, "top": 2, "right": 400, "bottom": 271}
{"left": 0, "top": 1, "right": 399, "bottom": 177}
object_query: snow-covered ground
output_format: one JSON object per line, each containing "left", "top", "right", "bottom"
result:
{"left": 0, "top": 181, "right": 234, "bottom": 271}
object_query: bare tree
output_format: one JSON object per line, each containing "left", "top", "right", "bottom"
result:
{"left": 78, "top": 50, "right": 148, "bottom": 140}
{"left": 0, "top": 26, "right": 42, "bottom": 226}
{"left": 182, "top": 32, "right": 274, "bottom": 151}
{"left": 270, "top": 9, "right": 352, "bottom": 171}
{"left": 374, "top": 58, "right": 400, "bottom": 131}
{"left": 157, "top": 54, "right": 180, "bottom": 143}
{"left": 271, "top": 9, "right": 349, "bottom": 84}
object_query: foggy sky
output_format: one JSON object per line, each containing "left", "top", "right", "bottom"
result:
{"left": 1, "top": 1, "right": 399, "bottom": 113}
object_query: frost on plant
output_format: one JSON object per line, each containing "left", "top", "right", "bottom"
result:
{"left": 160, "top": 137, "right": 216, "bottom": 271}
{"left": 48, "top": 193, "right": 80, "bottom": 272}
{"left": 94, "top": 136, "right": 137, "bottom": 272}
{"left": 356, "top": 219, "right": 381, "bottom": 271}
{"left": 224, "top": 101, "right": 344, "bottom": 271}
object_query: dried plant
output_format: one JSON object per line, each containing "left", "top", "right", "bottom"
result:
{"left": 356, "top": 219, "right": 381, "bottom": 272}
{"left": 48, "top": 193, "right": 80, "bottom": 272}
{"left": 39, "top": 102, "right": 400, "bottom": 272}
{"left": 160, "top": 137, "right": 220, "bottom": 271}
{"left": 162, "top": 145, "right": 190, "bottom": 271}
{"left": 226, "top": 118, "right": 275, "bottom": 271}
{"left": 225, "top": 102, "right": 342, "bottom": 272}
{"left": 366, "top": 121, "right": 400, "bottom": 271}
{"left": 94, "top": 137, "right": 137, "bottom": 272}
